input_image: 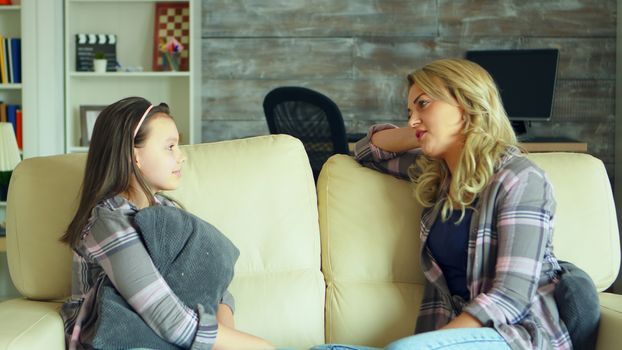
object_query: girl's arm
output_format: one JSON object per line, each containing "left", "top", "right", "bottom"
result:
{"left": 217, "top": 303, "right": 234, "bottom": 329}
{"left": 354, "top": 123, "right": 422, "bottom": 180}
{"left": 84, "top": 209, "right": 272, "bottom": 349}
{"left": 213, "top": 325, "right": 275, "bottom": 350}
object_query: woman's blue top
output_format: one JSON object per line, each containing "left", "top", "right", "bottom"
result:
{"left": 427, "top": 207, "right": 474, "bottom": 301}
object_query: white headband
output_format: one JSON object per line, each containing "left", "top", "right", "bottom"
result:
{"left": 133, "top": 104, "right": 154, "bottom": 138}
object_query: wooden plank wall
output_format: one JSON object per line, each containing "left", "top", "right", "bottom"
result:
{"left": 201, "top": 0, "right": 616, "bottom": 176}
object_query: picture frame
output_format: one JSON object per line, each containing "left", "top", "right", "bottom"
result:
{"left": 152, "top": 2, "right": 190, "bottom": 71}
{"left": 79, "top": 105, "right": 106, "bottom": 146}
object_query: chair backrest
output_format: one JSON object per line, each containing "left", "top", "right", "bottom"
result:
{"left": 317, "top": 152, "right": 620, "bottom": 346}
{"left": 263, "top": 86, "right": 349, "bottom": 180}
{"left": 6, "top": 135, "right": 325, "bottom": 349}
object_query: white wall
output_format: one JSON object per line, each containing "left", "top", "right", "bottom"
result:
{"left": 22, "top": 0, "right": 64, "bottom": 157}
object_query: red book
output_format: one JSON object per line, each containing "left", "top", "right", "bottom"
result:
{"left": 16, "top": 108, "right": 22, "bottom": 149}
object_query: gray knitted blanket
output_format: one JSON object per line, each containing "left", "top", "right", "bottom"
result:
{"left": 92, "top": 205, "right": 239, "bottom": 349}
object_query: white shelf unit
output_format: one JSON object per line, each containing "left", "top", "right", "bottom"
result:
{"left": 0, "top": 5, "right": 18, "bottom": 258}
{"left": 0, "top": 5, "right": 22, "bottom": 123}
{"left": 64, "top": 0, "right": 202, "bottom": 153}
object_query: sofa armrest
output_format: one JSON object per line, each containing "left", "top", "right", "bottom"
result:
{"left": 596, "top": 292, "right": 622, "bottom": 350}
{"left": 0, "top": 298, "right": 65, "bottom": 350}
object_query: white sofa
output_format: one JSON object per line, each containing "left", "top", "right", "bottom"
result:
{"left": 0, "top": 135, "right": 620, "bottom": 349}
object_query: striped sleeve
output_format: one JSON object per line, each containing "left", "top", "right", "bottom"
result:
{"left": 354, "top": 123, "right": 421, "bottom": 180}
{"left": 463, "top": 164, "right": 556, "bottom": 327}
{"left": 82, "top": 207, "right": 218, "bottom": 349}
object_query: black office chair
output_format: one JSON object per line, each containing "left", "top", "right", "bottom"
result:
{"left": 263, "top": 86, "right": 350, "bottom": 181}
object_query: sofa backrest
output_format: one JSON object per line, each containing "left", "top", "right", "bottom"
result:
{"left": 317, "top": 152, "right": 620, "bottom": 346}
{"left": 6, "top": 135, "right": 325, "bottom": 349}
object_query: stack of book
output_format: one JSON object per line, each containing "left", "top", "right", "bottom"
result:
{"left": 0, "top": 36, "right": 21, "bottom": 84}
{"left": 0, "top": 103, "right": 21, "bottom": 150}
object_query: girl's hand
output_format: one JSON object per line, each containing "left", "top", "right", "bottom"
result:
{"left": 216, "top": 303, "right": 235, "bottom": 329}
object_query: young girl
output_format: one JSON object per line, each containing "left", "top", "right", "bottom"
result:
{"left": 314, "top": 59, "right": 571, "bottom": 350}
{"left": 60, "top": 97, "right": 274, "bottom": 350}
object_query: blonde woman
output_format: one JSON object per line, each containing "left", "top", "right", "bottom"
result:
{"left": 313, "top": 59, "right": 572, "bottom": 350}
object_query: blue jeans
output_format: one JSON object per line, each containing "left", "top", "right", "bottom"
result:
{"left": 310, "top": 328, "right": 511, "bottom": 350}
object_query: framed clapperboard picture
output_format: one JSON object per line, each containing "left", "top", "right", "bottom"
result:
{"left": 75, "top": 33, "right": 118, "bottom": 72}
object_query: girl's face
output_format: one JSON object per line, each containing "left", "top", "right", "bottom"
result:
{"left": 134, "top": 115, "right": 186, "bottom": 193}
{"left": 407, "top": 83, "right": 465, "bottom": 161}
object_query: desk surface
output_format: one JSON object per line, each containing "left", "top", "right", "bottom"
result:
{"left": 519, "top": 142, "right": 587, "bottom": 153}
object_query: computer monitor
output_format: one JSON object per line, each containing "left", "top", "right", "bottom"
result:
{"left": 465, "top": 49, "right": 559, "bottom": 135}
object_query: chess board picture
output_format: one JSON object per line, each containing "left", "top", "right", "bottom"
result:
{"left": 152, "top": 2, "right": 190, "bottom": 71}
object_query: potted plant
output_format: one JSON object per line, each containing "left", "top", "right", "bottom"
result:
{"left": 93, "top": 52, "right": 107, "bottom": 73}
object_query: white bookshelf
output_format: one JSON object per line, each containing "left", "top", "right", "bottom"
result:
{"left": 0, "top": 4, "right": 22, "bottom": 136}
{"left": 64, "top": 0, "right": 202, "bottom": 153}
{"left": 0, "top": 4, "right": 19, "bottom": 245}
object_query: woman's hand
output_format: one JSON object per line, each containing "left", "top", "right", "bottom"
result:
{"left": 370, "top": 126, "right": 419, "bottom": 153}
{"left": 441, "top": 312, "right": 483, "bottom": 330}
{"left": 216, "top": 303, "right": 234, "bottom": 329}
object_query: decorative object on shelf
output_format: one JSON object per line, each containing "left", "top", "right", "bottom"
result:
{"left": 153, "top": 2, "right": 189, "bottom": 71}
{"left": 158, "top": 36, "right": 184, "bottom": 71}
{"left": 0, "top": 103, "right": 22, "bottom": 149}
{"left": 76, "top": 33, "right": 117, "bottom": 72}
{"left": 115, "top": 64, "right": 144, "bottom": 73}
{"left": 93, "top": 52, "right": 107, "bottom": 73}
{"left": 0, "top": 122, "right": 21, "bottom": 201}
{"left": 79, "top": 105, "right": 106, "bottom": 146}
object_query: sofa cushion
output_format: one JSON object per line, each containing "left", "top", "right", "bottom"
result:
{"left": 317, "top": 155, "right": 425, "bottom": 347}
{"left": 167, "top": 135, "right": 325, "bottom": 348}
{"left": 317, "top": 152, "right": 620, "bottom": 347}
{"left": 527, "top": 152, "right": 620, "bottom": 291}
{"left": 6, "top": 135, "right": 325, "bottom": 349}
{"left": 6, "top": 153, "right": 85, "bottom": 300}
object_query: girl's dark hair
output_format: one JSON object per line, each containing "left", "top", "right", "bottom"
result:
{"left": 61, "top": 96, "right": 171, "bottom": 248}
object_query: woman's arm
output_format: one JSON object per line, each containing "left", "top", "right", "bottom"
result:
{"left": 354, "top": 123, "right": 422, "bottom": 180}
{"left": 370, "top": 125, "right": 420, "bottom": 153}
{"left": 441, "top": 312, "right": 483, "bottom": 329}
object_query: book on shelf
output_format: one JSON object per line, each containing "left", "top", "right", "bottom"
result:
{"left": 9, "top": 38, "right": 20, "bottom": 83}
{"left": 0, "top": 35, "right": 21, "bottom": 84}
{"left": 15, "top": 108, "right": 21, "bottom": 149}
{"left": 0, "top": 103, "right": 21, "bottom": 149}
{"left": 3, "top": 38, "right": 10, "bottom": 83}
{"left": 0, "top": 35, "right": 6, "bottom": 84}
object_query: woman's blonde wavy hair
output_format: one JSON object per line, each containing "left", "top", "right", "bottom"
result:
{"left": 407, "top": 58, "right": 520, "bottom": 222}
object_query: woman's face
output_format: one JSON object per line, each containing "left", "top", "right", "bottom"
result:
{"left": 407, "top": 83, "right": 465, "bottom": 161}
{"left": 134, "top": 115, "right": 186, "bottom": 192}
